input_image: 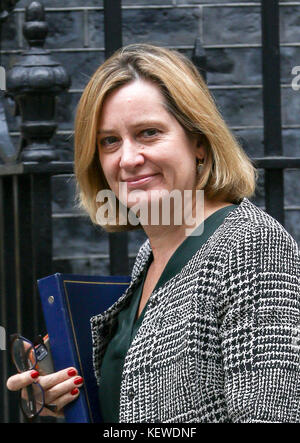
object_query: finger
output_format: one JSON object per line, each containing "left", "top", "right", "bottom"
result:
{"left": 6, "top": 370, "right": 40, "bottom": 391}
{"left": 38, "top": 367, "right": 79, "bottom": 391}
{"left": 40, "top": 387, "right": 81, "bottom": 418}
{"left": 44, "top": 376, "right": 84, "bottom": 405}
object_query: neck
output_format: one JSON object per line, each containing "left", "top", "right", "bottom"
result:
{"left": 140, "top": 193, "right": 232, "bottom": 266}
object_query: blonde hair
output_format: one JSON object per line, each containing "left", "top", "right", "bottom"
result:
{"left": 74, "top": 43, "right": 258, "bottom": 231}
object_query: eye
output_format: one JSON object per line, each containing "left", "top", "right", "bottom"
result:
{"left": 141, "top": 128, "right": 159, "bottom": 138}
{"left": 98, "top": 136, "right": 119, "bottom": 148}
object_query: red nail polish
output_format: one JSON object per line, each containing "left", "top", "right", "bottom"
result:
{"left": 74, "top": 377, "right": 83, "bottom": 385}
{"left": 67, "top": 369, "right": 77, "bottom": 377}
{"left": 71, "top": 388, "right": 79, "bottom": 396}
{"left": 31, "top": 370, "right": 39, "bottom": 379}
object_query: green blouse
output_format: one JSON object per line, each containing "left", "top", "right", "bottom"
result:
{"left": 98, "top": 204, "right": 238, "bottom": 422}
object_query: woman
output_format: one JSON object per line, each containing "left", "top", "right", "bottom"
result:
{"left": 7, "top": 44, "right": 300, "bottom": 423}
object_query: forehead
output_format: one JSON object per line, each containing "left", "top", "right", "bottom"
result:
{"left": 99, "top": 80, "right": 167, "bottom": 124}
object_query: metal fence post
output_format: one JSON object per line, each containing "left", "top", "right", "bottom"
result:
{"left": 0, "top": 1, "right": 70, "bottom": 422}
{"left": 261, "top": 0, "right": 284, "bottom": 225}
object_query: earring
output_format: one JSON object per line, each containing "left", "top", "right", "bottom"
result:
{"left": 196, "top": 158, "right": 204, "bottom": 175}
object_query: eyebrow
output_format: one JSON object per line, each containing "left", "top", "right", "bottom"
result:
{"left": 97, "top": 129, "right": 114, "bottom": 134}
{"left": 97, "top": 120, "right": 164, "bottom": 134}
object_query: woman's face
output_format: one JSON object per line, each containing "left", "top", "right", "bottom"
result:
{"left": 97, "top": 79, "right": 204, "bottom": 213}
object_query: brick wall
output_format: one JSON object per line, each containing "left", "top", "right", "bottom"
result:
{"left": 1, "top": 0, "right": 300, "bottom": 275}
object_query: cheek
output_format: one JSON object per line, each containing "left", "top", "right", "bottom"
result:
{"left": 99, "top": 155, "right": 115, "bottom": 182}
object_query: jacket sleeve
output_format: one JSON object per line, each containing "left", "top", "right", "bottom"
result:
{"left": 218, "top": 223, "right": 300, "bottom": 423}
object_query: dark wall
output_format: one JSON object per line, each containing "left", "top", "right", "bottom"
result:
{"left": 1, "top": 0, "right": 299, "bottom": 276}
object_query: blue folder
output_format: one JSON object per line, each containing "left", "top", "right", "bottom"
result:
{"left": 37, "top": 273, "right": 131, "bottom": 423}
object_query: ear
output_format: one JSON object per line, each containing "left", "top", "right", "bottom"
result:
{"left": 195, "top": 136, "right": 206, "bottom": 161}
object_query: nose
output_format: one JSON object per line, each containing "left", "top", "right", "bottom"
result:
{"left": 119, "top": 138, "right": 145, "bottom": 170}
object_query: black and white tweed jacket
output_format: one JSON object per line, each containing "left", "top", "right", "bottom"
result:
{"left": 90, "top": 197, "right": 300, "bottom": 423}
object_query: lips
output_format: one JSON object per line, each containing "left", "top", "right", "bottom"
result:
{"left": 121, "top": 174, "right": 159, "bottom": 187}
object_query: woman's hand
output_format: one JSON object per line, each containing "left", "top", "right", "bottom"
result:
{"left": 6, "top": 367, "right": 83, "bottom": 417}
